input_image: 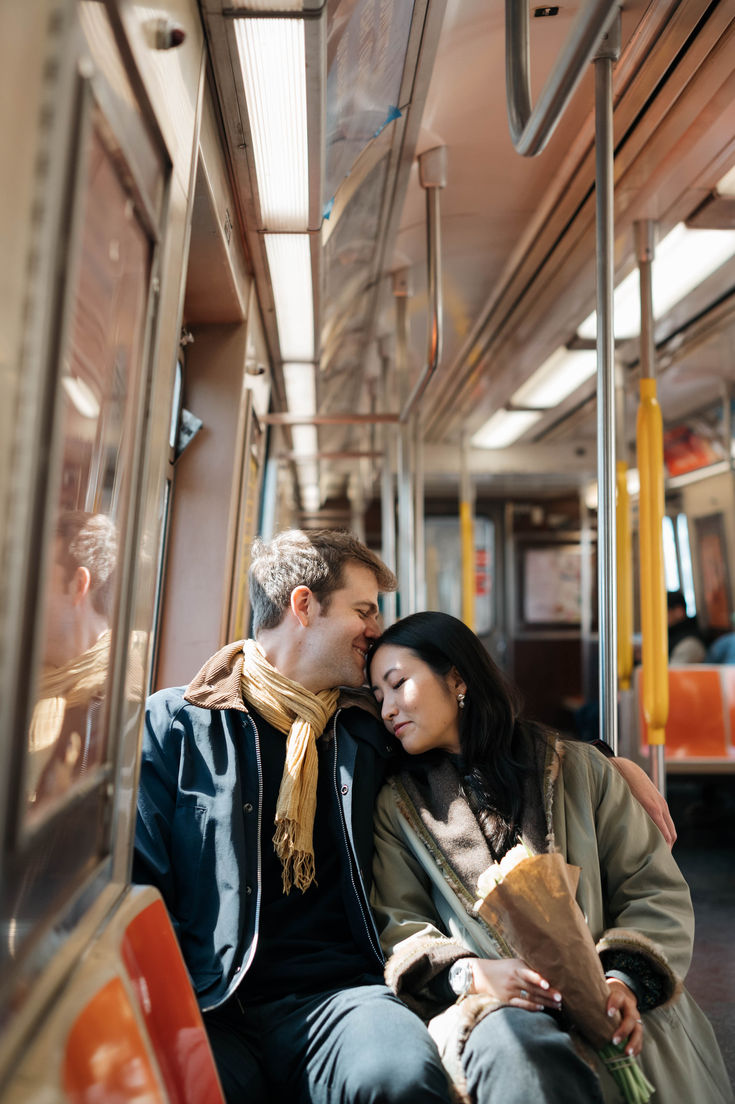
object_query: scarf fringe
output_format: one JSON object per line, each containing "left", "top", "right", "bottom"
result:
{"left": 273, "top": 820, "right": 316, "bottom": 893}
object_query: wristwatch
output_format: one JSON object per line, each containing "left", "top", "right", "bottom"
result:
{"left": 448, "top": 958, "right": 474, "bottom": 998}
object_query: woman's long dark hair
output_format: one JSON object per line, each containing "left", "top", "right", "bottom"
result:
{"left": 368, "top": 611, "right": 547, "bottom": 853}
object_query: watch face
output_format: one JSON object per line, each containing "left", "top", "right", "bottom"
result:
{"left": 449, "top": 960, "right": 471, "bottom": 996}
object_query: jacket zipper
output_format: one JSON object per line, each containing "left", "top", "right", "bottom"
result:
{"left": 331, "top": 710, "right": 384, "bottom": 965}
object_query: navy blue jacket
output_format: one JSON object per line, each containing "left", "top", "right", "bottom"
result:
{"left": 133, "top": 642, "right": 396, "bottom": 1012}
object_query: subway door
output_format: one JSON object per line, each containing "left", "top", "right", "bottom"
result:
{"left": 152, "top": 79, "right": 272, "bottom": 687}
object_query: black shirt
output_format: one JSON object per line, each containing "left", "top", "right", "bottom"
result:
{"left": 238, "top": 710, "right": 376, "bottom": 1000}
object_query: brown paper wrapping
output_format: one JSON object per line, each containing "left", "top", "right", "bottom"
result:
{"left": 474, "top": 852, "right": 620, "bottom": 1049}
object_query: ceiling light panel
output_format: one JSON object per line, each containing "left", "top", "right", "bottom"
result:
{"left": 283, "top": 362, "right": 316, "bottom": 416}
{"left": 291, "top": 424, "right": 318, "bottom": 457}
{"left": 234, "top": 18, "right": 308, "bottom": 229}
{"left": 471, "top": 409, "right": 542, "bottom": 449}
{"left": 230, "top": 0, "right": 303, "bottom": 8}
{"left": 511, "top": 347, "right": 598, "bottom": 409}
{"left": 265, "top": 234, "right": 315, "bottom": 360}
{"left": 715, "top": 165, "right": 735, "bottom": 197}
{"left": 578, "top": 223, "right": 735, "bottom": 340}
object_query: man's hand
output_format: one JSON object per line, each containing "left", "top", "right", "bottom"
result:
{"left": 611, "top": 758, "right": 676, "bottom": 847}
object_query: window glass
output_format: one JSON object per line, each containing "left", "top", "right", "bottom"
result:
{"left": 662, "top": 516, "right": 680, "bottom": 593}
{"left": 24, "top": 109, "right": 151, "bottom": 825}
{"left": 676, "top": 513, "right": 697, "bottom": 617}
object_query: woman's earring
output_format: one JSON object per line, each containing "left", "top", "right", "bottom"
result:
{"left": 457, "top": 692, "right": 465, "bottom": 710}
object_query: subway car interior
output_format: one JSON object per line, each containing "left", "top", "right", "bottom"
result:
{"left": 1, "top": 0, "right": 734, "bottom": 1097}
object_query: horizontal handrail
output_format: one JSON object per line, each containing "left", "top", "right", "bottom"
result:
{"left": 506, "top": 0, "right": 619, "bottom": 156}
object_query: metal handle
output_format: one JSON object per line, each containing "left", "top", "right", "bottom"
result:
{"left": 506, "top": 0, "right": 619, "bottom": 156}
{"left": 400, "top": 147, "right": 446, "bottom": 422}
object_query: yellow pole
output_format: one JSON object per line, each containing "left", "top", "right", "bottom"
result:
{"left": 636, "top": 377, "right": 668, "bottom": 744}
{"left": 459, "top": 437, "right": 475, "bottom": 630}
{"left": 616, "top": 460, "right": 634, "bottom": 690}
{"left": 460, "top": 499, "right": 475, "bottom": 630}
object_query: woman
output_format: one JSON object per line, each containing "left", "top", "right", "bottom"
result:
{"left": 368, "top": 612, "right": 732, "bottom": 1104}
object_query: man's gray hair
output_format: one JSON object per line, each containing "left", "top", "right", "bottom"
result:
{"left": 249, "top": 529, "right": 397, "bottom": 635}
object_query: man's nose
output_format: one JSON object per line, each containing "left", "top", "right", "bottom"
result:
{"left": 364, "top": 616, "right": 381, "bottom": 639}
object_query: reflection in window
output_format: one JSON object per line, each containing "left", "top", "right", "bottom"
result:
{"left": 676, "top": 513, "right": 697, "bottom": 617}
{"left": 27, "top": 513, "right": 116, "bottom": 807}
{"left": 24, "top": 112, "right": 151, "bottom": 823}
{"left": 662, "top": 516, "right": 680, "bottom": 593}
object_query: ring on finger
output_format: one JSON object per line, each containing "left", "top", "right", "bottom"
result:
{"left": 635, "top": 1019, "right": 643, "bottom": 1025}
{"left": 519, "top": 989, "right": 528, "bottom": 999}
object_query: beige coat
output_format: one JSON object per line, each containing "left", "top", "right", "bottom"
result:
{"left": 371, "top": 739, "right": 733, "bottom": 1104}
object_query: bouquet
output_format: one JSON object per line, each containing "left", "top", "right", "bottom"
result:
{"left": 474, "top": 844, "right": 655, "bottom": 1103}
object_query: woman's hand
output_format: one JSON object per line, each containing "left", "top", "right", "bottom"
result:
{"left": 469, "top": 958, "right": 563, "bottom": 1011}
{"left": 606, "top": 978, "right": 643, "bottom": 1056}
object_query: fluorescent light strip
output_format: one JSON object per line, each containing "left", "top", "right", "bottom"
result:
{"left": 234, "top": 19, "right": 308, "bottom": 229}
{"left": 511, "top": 347, "right": 598, "bottom": 409}
{"left": 578, "top": 223, "right": 735, "bottom": 340}
{"left": 265, "top": 234, "right": 314, "bottom": 360}
{"left": 283, "top": 363, "right": 319, "bottom": 508}
{"left": 291, "top": 424, "right": 318, "bottom": 457}
{"left": 283, "top": 362, "right": 316, "bottom": 418}
{"left": 231, "top": 0, "right": 302, "bottom": 8}
{"left": 471, "top": 409, "right": 542, "bottom": 449}
{"left": 716, "top": 165, "right": 735, "bottom": 197}
{"left": 302, "top": 483, "right": 321, "bottom": 512}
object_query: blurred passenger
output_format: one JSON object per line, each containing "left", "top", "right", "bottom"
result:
{"left": 368, "top": 612, "right": 733, "bottom": 1104}
{"left": 27, "top": 511, "right": 117, "bottom": 807}
{"left": 706, "top": 625, "right": 735, "bottom": 664}
{"left": 667, "top": 589, "right": 706, "bottom": 664}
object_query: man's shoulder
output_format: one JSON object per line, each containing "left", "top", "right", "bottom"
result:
{"left": 146, "top": 684, "right": 192, "bottom": 718}
{"left": 144, "top": 684, "right": 225, "bottom": 746}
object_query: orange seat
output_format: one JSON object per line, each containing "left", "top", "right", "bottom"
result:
{"left": 639, "top": 667, "right": 728, "bottom": 759}
{"left": 121, "top": 897, "right": 224, "bottom": 1104}
{"left": 63, "top": 977, "right": 164, "bottom": 1102}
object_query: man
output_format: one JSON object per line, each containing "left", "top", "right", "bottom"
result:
{"left": 28, "top": 510, "right": 117, "bottom": 811}
{"left": 667, "top": 589, "right": 706, "bottom": 664}
{"left": 134, "top": 529, "right": 452, "bottom": 1104}
{"left": 134, "top": 528, "right": 675, "bottom": 1102}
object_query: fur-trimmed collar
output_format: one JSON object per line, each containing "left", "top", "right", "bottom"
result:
{"left": 390, "top": 735, "right": 563, "bottom": 941}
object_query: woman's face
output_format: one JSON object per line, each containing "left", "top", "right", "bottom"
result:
{"left": 369, "top": 643, "right": 465, "bottom": 756}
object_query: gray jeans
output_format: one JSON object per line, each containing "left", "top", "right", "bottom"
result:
{"left": 462, "top": 1007, "right": 605, "bottom": 1104}
{"left": 204, "top": 978, "right": 453, "bottom": 1104}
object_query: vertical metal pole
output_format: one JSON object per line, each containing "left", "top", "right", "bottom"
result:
{"left": 398, "top": 422, "right": 416, "bottom": 614}
{"left": 414, "top": 415, "right": 426, "bottom": 612}
{"left": 722, "top": 378, "right": 733, "bottom": 469}
{"left": 636, "top": 218, "right": 667, "bottom": 796}
{"left": 579, "top": 488, "right": 594, "bottom": 700}
{"left": 594, "top": 18, "right": 620, "bottom": 754}
{"left": 394, "top": 285, "right": 416, "bottom": 615}
{"left": 380, "top": 343, "right": 397, "bottom": 626}
{"left": 349, "top": 480, "right": 366, "bottom": 544}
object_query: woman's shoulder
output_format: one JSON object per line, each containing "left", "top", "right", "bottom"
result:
{"left": 555, "top": 735, "right": 619, "bottom": 791}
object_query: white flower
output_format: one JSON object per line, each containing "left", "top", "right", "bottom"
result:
{"left": 476, "top": 842, "right": 532, "bottom": 898}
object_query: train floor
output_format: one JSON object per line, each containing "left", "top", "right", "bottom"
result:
{"left": 668, "top": 774, "right": 735, "bottom": 1087}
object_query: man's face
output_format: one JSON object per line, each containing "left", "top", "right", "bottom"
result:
{"left": 303, "top": 561, "right": 382, "bottom": 690}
